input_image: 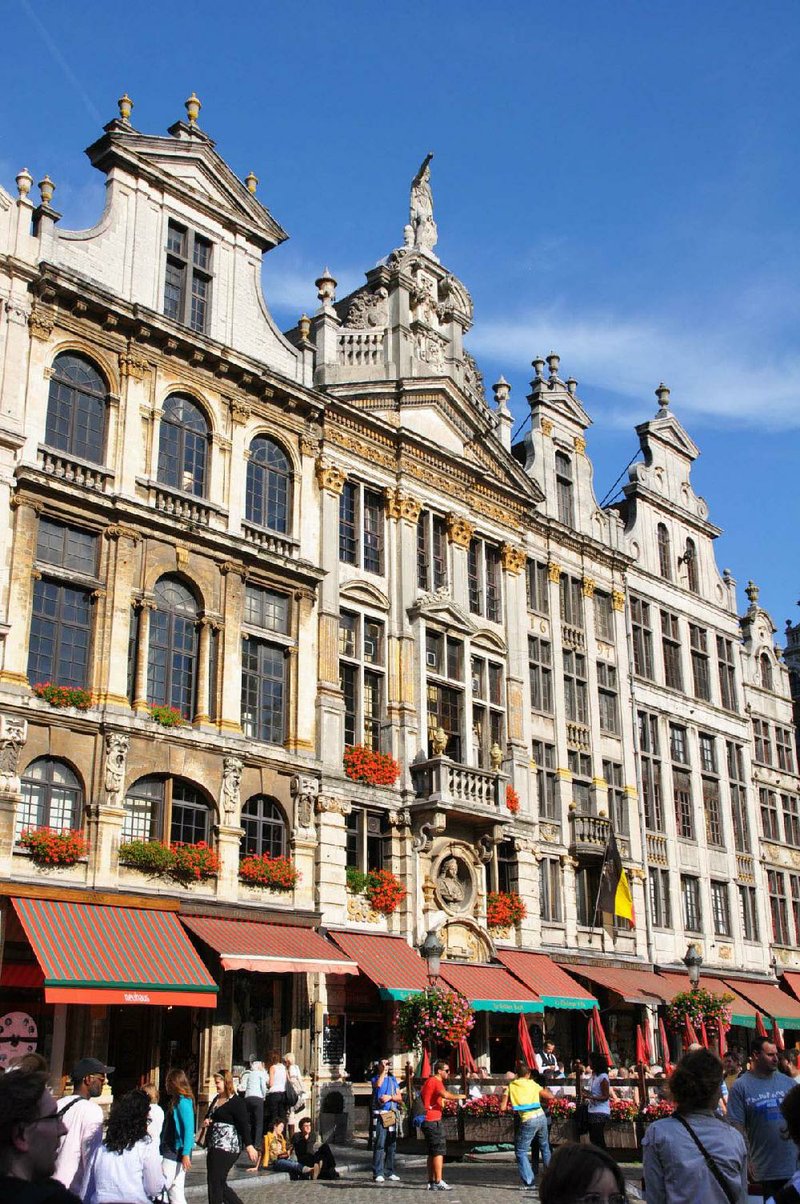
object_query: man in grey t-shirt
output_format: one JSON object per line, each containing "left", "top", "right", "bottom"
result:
{"left": 728, "top": 1037, "right": 799, "bottom": 1198}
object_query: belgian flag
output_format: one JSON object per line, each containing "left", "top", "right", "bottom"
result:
{"left": 597, "top": 831, "right": 635, "bottom": 925}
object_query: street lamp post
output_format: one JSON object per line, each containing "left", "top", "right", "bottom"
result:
{"left": 421, "top": 928, "right": 444, "bottom": 984}
{"left": 683, "top": 942, "right": 703, "bottom": 989}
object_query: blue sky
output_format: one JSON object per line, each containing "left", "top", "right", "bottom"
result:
{"left": 3, "top": 0, "right": 800, "bottom": 634}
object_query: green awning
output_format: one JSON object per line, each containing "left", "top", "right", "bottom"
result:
{"left": 440, "top": 962, "right": 543, "bottom": 1013}
{"left": 496, "top": 950, "right": 598, "bottom": 1011}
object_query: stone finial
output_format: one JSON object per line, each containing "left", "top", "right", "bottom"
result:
{"left": 15, "top": 168, "right": 33, "bottom": 200}
{"left": 745, "top": 580, "right": 760, "bottom": 608}
{"left": 185, "top": 92, "right": 201, "bottom": 125}
{"left": 244, "top": 171, "right": 258, "bottom": 195}
{"left": 117, "top": 94, "right": 133, "bottom": 123}
{"left": 722, "top": 568, "right": 734, "bottom": 586}
{"left": 531, "top": 355, "right": 546, "bottom": 381}
{"left": 546, "top": 352, "right": 560, "bottom": 379}
{"left": 566, "top": 377, "right": 578, "bottom": 397}
{"left": 298, "top": 313, "right": 311, "bottom": 341}
{"left": 490, "top": 742, "right": 504, "bottom": 771}
{"left": 655, "top": 382, "right": 671, "bottom": 414}
{"left": 492, "top": 375, "right": 511, "bottom": 410}
{"left": 38, "top": 175, "right": 55, "bottom": 206}
{"left": 431, "top": 726, "right": 448, "bottom": 756}
{"left": 315, "top": 267, "right": 337, "bottom": 306}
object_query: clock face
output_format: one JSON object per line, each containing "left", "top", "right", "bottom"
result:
{"left": 0, "top": 1012, "right": 38, "bottom": 1066}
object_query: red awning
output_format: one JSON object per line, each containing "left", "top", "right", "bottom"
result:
{"left": 328, "top": 931, "right": 429, "bottom": 999}
{"left": 440, "top": 961, "right": 542, "bottom": 1013}
{"left": 563, "top": 962, "right": 669, "bottom": 1005}
{"left": 182, "top": 916, "right": 357, "bottom": 975}
{"left": 496, "top": 950, "right": 598, "bottom": 1010}
{"left": 723, "top": 978, "right": 800, "bottom": 1028}
{"left": 0, "top": 963, "right": 44, "bottom": 989}
{"left": 12, "top": 897, "right": 218, "bottom": 1007}
{"left": 783, "top": 972, "right": 800, "bottom": 1005}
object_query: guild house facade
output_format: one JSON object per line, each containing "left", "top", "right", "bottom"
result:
{"left": 1, "top": 95, "right": 800, "bottom": 1117}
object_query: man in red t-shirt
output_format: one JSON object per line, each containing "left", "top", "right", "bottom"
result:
{"left": 420, "top": 1060, "right": 465, "bottom": 1191}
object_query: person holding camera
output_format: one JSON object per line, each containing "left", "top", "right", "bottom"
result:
{"left": 372, "top": 1058, "right": 402, "bottom": 1184}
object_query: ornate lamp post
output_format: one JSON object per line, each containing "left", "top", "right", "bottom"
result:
{"left": 683, "top": 942, "right": 703, "bottom": 989}
{"left": 421, "top": 928, "right": 444, "bottom": 984}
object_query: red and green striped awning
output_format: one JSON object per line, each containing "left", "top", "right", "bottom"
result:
{"left": 12, "top": 897, "right": 218, "bottom": 1008}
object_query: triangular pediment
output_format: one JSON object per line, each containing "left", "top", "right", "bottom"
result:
{"left": 637, "top": 413, "right": 699, "bottom": 462}
{"left": 408, "top": 593, "right": 478, "bottom": 634}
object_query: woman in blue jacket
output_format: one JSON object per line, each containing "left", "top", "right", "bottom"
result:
{"left": 161, "top": 1069, "right": 196, "bottom": 1204}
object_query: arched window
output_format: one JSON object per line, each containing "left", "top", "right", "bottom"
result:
{"left": 240, "top": 796, "right": 287, "bottom": 858}
{"left": 684, "top": 539, "right": 699, "bottom": 593}
{"left": 122, "top": 775, "right": 211, "bottom": 845}
{"left": 17, "top": 757, "right": 82, "bottom": 839}
{"left": 760, "top": 652, "right": 774, "bottom": 692}
{"left": 246, "top": 437, "right": 291, "bottom": 533}
{"left": 657, "top": 524, "right": 672, "bottom": 580}
{"left": 157, "top": 394, "right": 209, "bottom": 497}
{"left": 45, "top": 353, "right": 107, "bottom": 465}
{"left": 147, "top": 576, "right": 199, "bottom": 718}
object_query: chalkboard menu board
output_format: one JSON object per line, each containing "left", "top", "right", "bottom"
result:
{"left": 322, "top": 1013, "right": 346, "bottom": 1065}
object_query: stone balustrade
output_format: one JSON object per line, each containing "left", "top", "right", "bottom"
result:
{"left": 337, "top": 330, "right": 384, "bottom": 366}
{"left": 152, "top": 483, "right": 214, "bottom": 525}
{"left": 411, "top": 756, "right": 502, "bottom": 810}
{"left": 566, "top": 721, "right": 591, "bottom": 749}
{"left": 647, "top": 832, "right": 669, "bottom": 865}
{"left": 736, "top": 852, "right": 756, "bottom": 882}
{"left": 39, "top": 445, "right": 114, "bottom": 493}
{"left": 569, "top": 809, "right": 611, "bottom": 858}
{"left": 241, "top": 521, "right": 300, "bottom": 559}
{"left": 561, "top": 623, "right": 586, "bottom": 650}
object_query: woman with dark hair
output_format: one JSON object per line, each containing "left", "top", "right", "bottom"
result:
{"left": 200, "top": 1070, "right": 258, "bottom": 1204}
{"left": 586, "top": 1052, "right": 611, "bottom": 1149}
{"left": 87, "top": 1088, "right": 164, "bottom": 1203}
{"left": 768, "top": 1083, "right": 800, "bottom": 1202}
{"left": 642, "top": 1048, "right": 747, "bottom": 1203}
{"left": 539, "top": 1143, "right": 627, "bottom": 1203}
{"left": 161, "top": 1069, "right": 196, "bottom": 1204}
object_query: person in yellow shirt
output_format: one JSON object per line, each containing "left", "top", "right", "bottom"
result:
{"left": 501, "top": 1061, "right": 556, "bottom": 1189}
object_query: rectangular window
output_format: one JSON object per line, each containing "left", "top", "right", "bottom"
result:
{"left": 690, "top": 624, "right": 711, "bottom": 701}
{"left": 468, "top": 539, "right": 502, "bottom": 621}
{"left": 727, "top": 742, "right": 751, "bottom": 853}
{"left": 568, "top": 750, "right": 592, "bottom": 811}
{"left": 164, "top": 220, "right": 213, "bottom": 332}
{"left": 29, "top": 518, "right": 99, "bottom": 690}
{"left": 527, "top": 559, "right": 549, "bottom": 615}
{"left": 594, "top": 591, "right": 614, "bottom": 642}
{"left": 739, "top": 885, "right": 759, "bottom": 942}
{"left": 791, "top": 874, "right": 800, "bottom": 944}
{"left": 426, "top": 631, "right": 464, "bottom": 761}
{"left": 703, "top": 777, "right": 724, "bottom": 847}
{"left": 783, "top": 795, "right": 800, "bottom": 848}
{"left": 717, "top": 636, "right": 737, "bottom": 712}
{"left": 563, "top": 649, "right": 588, "bottom": 724}
{"left": 603, "top": 759, "right": 628, "bottom": 834}
{"left": 417, "top": 511, "right": 448, "bottom": 592}
{"left": 639, "top": 710, "right": 664, "bottom": 831}
{"left": 339, "top": 610, "right": 385, "bottom": 750}
{"left": 597, "top": 661, "right": 619, "bottom": 734}
{"left": 670, "top": 724, "right": 689, "bottom": 765}
{"left": 661, "top": 610, "right": 683, "bottom": 691}
{"left": 497, "top": 839, "right": 517, "bottom": 894}
{"left": 681, "top": 875, "right": 702, "bottom": 932}
{"left": 243, "top": 584, "right": 290, "bottom": 633}
{"left": 768, "top": 869, "right": 790, "bottom": 944}
{"left": 241, "top": 637, "right": 286, "bottom": 744}
{"left": 559, "top": 575, "right": 584, "bottom": 629}
{"left": 649, "top": 867, "right": 672, "bottom": 928}
{"left": 339, "top": 482, "right": 384, "bottom": 574}
{"left": 673, "top": 770, "right": 694, "bottom": 840}
{"left": 540, "top": 858, "right": 563, "bottom": 923}
{"left": 777, "top": 726, "right": 796, "bottom": 773}
{"left": 36, "top": 518, "right": 99, "bottom": 574}
{"left": 753, "top": 718, "right": 774, "bottom": 766}
{"left": 760, "top": 787, "right": 781, "bottom": 842}
{"left": 528, "top": 636, "right": 553, "bottom": 714}
{"left": 576, "top": 865, "right": 601, "bottom": 927}
{"left": 346, "top": 808, "right": 384, "bottom": 873}
{"left": 472, "top": 654, "right": 505, "bottom": 769}
{"left": 555, "top": 452, "right": 574, "bottom": 526}
{"left": 363, "top": 489, "right": 384, "bottom": 575}
{"left": 711, "top": 881, "right": 731, "bottom": 936}
{"left": 631, "top": 597, "right": 654, "bottom": 680}
{"left": 339, "top": 481, "right": 358, "bottom": 565}
{"left": 699, "top": 733, "right": 717, "bottom": 774}
{"left": 533, "top": 740, "right": 558, "bottom": 820}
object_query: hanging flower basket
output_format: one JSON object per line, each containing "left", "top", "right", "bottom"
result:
{"left": 18, "top": 827, "right": 89, "bottom": 866}
{"left": 346, "top": 867, "right": 406, "bottom": 914}
{"left": 32, "top": 682, "right": 92, "bottom": 710}
{"left": 148, "top": 704, "right": 186, "bottom": 728}
{"left": 239, "top": 853, "right": 299, "bottom": 891}
{"left": 343, "top": 744, "right": 399, "bottom": 787}
{"left": 666, "top": 987, "right": 733, "bottom": 1032}
{"left": 118, "top": 839, "right": 219, "bottom": 883}
{"left": 505, "top": 784, "right": 520, "bottom": 814}
{"left": 487, "top": 890, "right": 527, "bottom": 929}
{"left": 397, "top": 986, "right": 475, "bottom": 1049}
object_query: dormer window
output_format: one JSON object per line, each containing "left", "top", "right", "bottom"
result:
{"left": 555, "top": 452, "right": 574, "bottom": 526}
{"left": 164, "top": 220, "right": 213, "bottom": 333}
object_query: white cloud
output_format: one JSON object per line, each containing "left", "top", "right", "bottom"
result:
{"left": 261, "top": 263, "right": 364, "bottom": 318}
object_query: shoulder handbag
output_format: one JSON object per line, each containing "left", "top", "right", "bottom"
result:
{"left": 284, "top": 1078, "right": 299, "bottom": 1108}
{"left": 673, "top": 1114, "right": 738, "bottom": 1204}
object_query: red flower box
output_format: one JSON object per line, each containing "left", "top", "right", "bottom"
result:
{"left": 487, "top": 890, "right": 527, "bottom": 928}
{"left": 506, "top": 785, "right": 520, "bottom": 814}
{"left": 18, "top": 827, "right": 88, "bottom": 866}
{"left": 343, "top": 745, "right": 399, "bottom": 787}
{"left": 239, "top": 853, "right": 299, "bottom": 891}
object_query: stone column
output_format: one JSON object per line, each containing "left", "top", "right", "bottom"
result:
{"left": 226, "top": 400, "right": 250, "bottom": 534}
{"left": 218, "top": 562, "right": 247, "bottom": 734}
{"left": 132, "top": 600, "right": 155, "bottom": 714}
{"left": 291, "top": 775, "right": 319, "bottom": 913}
{"left": 0, "top": 714, "right": 27, "bottom": 876}
{"left": 385, "top": 488, "right": 422, "bottom": 777}
{"left": 118, "top": 346, "right": 151, "bottom": 496}
{"left": 315, "top": 461, "right": 346, "bottom": 763}
{"left": 99, "top": 526, "right": 140, "bottom": 710}
{"left": 1, "top": 497, "right": 42, "bottom": 688}
{"left": 194, "top": 617, "right": 214, "bottom": 726}
{"left": 216, "top": 755, "right": 243, "bottom": 899}
{"left": 501, "top": 543, "right": 530, "bottom": 803}
{"left": 88, "top": 732, "right": 129, "bottom": 889}
{"left": 515, "top": 837, "right": 539, "bottom": 946}
{"left": 315, "top": 795, "right": 351, "bottom": 923}
{"left": 288, "top": 589, "right": 316, "bottom": 755}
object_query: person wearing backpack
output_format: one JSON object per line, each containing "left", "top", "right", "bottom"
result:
{"left": 160, "top": 1070, "right": 196, "bottom": 1204}
{"left": 53, "top": 1057, "right": 112, "bottom": 1199}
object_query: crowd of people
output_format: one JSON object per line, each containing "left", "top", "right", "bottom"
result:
{"left": 4, "top": 1036, "right": 800, "bottom": 1202}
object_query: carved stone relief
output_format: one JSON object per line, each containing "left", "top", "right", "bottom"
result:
{"left": 104, "top": 732, "right": 129, "bottom": 807}
{"left": 433, "top": 853, "right": 474, "bottom": 914}
{"left": 0, "top": 715, "right": 27, "bottom": 795}
{"left": 291, "top": 775, "right": 320, "bottom": 831}
{"left": 220, "top": 755, "right": 243, "bottom": 825}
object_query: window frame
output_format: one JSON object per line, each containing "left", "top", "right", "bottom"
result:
{"left": 339, "top": 609, "right": 386, "bottom": 751}
{"left": 533, "top": 740, "right": 558, "bottom": 821}
{"left": 681, "top": 874, "right": 702, "bottom": 933}
{"left": 16, "top": 757, "right": 83, "bottom": 840}
{"left": 240, "top": 796, "right": 288, "bottom": 858}
{"left": 468, "top": 538, "right": 502, "bottom": 622}
{"left": 339, "top": 481, "right": 385, "bottom": 575}
{"left": 346, "top": 806, "right": 385, "bottom": 873}
{"left": 597, "top": 660, "right": 619, "bottom": 735}
{"left": 649, "top": 867, "right": 672, "bottom": 929}
{"left": 657, "top": 523, "right": 672, "bottom": 580}
{"left": 738, "top": 884, "right": 759, "bottom": 942}
{"left": 716, "top": 636, "right": 737, "bottom": 712}
{"left": 122, "top": 775, "right": 212, "bottom": 847}
{"left": 661, "top": 610, "right": 683, "bottom": 692}
{"left": 710, "top": 881, "right": 731, "bottom": 937}
{"left": 528, "top": 635, "right": 553, "bottom": 714}
{"left": 527, "top": 559, "right": 549, "bottom": 615}
{"left": 157, "top": 393, "right": 210, "bottom": 498}
{"left": 631, "top": 597, "right": 654, "bottom": 680}
{"left": 163, "top": 219, "right": 213, "bottom": 333}
{"left": 245, "top": 435, "right": 292, "bottom": 534}
{"left": 417, "top": 511, "right": 448, "bottom": 592}
{"left": 555, "top": 451, "right": 574, "bottom": 526}
{"left": 45, "top": 352, "right": 108, "bottom": 466}
{"left": 28, "top": 517, "right": 100, "bottom": 690}
{"left": 539, "top": 857, "right": 563, "bottom": 923}
{"left": 689, "top": 624, "right": 711, "bottom": 701}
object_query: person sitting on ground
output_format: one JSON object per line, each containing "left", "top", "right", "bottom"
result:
{"left": 642, "top": 1048, "right": 747, "bottom": 1204}
{"left": 261, "top": 1117, "right": 300, "bottom": 1178}
{"left": 0, "top": 1069, "right": 78, "bottom": 1204}
{"left": 87, "top": 1088, "right": 165, "bottom": 1204}
{"left": 291, "top": 1116, "right": 338, "bottom": 1180}
{"left": 539, "top": 1143, "right": 627, "bottom": 1204}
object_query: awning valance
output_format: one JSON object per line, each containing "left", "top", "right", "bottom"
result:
{"left": 328, "top": 931, "right": 429, "bottom": 1000}
{"left": 563, "top": 962, "right": 669, "bottom": 1005}
{"left": 12, "top": 897, "right": 218, "bottom": 1007}
{"left": 182, "top": 916, "right": 358, "bottom": 975}
{"left": 723, "top": 978, "right": 800, "bottom": 1029}
{"left": 655, "top": 972, "right": 759, "bottom": 1029}
{"left": 440, "top": 961, "right": 543, "bottom": 1013}
{"left": 496, "top": 950, "right": 597, "bottom": 1010}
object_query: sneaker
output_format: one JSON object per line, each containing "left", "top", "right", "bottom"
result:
{"left": 374, "top": 1177, "right": 385, "bottom": 1184}
{"left": 387, "top": 1175, "right": 400, "bottom": 1182}
{"left": 433, "top": 1182, "right": 453, "bottom": 1191}
{"left": 427, "top": 1184, "right": 435, "bottom": 1191}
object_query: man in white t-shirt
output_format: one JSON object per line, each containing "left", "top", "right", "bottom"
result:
{"left": 53, "top": 1057, "right": 113, "bottom": 1199}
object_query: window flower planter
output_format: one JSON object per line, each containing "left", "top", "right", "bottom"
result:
{"left": 118, "top": 839, "right": 219, "bottom": 883}
{"left": 18, "top": 828, "right": 89, "bottom": 867}
{"left": 239, "top": 853, "right": 299, "bottom": 891}
{"left": 343, "top": 745, "right": 399, "bottom": 787}
{"left": 486, "top": 890, "right": 527, "bottom": 929}
{"left": 32, "top": 683, "right": 92, "bottom": 711}
{"left": 346, "top": 867, "right": 406, "bottom": 915}
{"left": 147, "top": 704, "right": 186, "bottom": 728}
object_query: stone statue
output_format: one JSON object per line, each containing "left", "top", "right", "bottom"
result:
{"left": 291, "top": 774, "right": 320, "bottom": 831}
{"left": 0, "top": 715, "right": 27, "bottom": 795}
{"left": 431, "top": 726, "right": 448, "bottom": 756}
{"left": 490, "top": 742, "right": 503, "bottom": 771}
{"left": 104, "top": 732, "right": 129, "bottom": 804}
{"left": 221, "top": 755, "right": 243, "bottom": 825}
{"left": 410, "top": 153, "right": 437, "bottom": 254}
{"left": 437, "top": 856, "right": 466, "bottom": 906}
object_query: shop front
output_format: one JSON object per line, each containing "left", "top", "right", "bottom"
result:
{"left": 438, "top": 961, "right": 542, "bottom": 1072}
{"left": 559, "top": 963, "right": 669, "bottom": 1067}
{"left": 495, "top": 949, "right": 599, "bottom": 1066}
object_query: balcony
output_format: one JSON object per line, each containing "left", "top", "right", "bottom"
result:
{"left": 411, "top": 757, "right": 502, "bottom": 812}
{"left": 562, "top": 623, "right": 585, "bottom": 650}
{"left": 337, "top": 330, "right": 384, "bottom": 366}
{"left": 38, "top": 445, "right": 114, "bottom": 493}
{"left": 647, "top": 833, "right": 669, "bottom": 866}
{"left": 566, "top": 721, "right": 590, "bottom": 750}
{"left": 242, "top": 521, "right": 300, "bottom": 559}
{"left": 569, "top": 810, "right": 611, "bottom": 859}
{"left": 736, "top": 852, "right": 756, "bottom": 883}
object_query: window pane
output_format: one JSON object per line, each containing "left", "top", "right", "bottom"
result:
{"left": 241, "top": 638, "right": 285, "bottom": 744}
{"left": 28, "top": 580, "right": 92, "bottom": 688}
{"left": 170, "top": 782, "right": 209, "bottom": 845}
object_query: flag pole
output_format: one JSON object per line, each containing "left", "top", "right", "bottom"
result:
{"left": 590, "top": 841, "right": 611, "bottom": 947}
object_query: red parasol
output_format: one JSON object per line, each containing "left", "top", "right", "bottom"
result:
{"left": 756, "top": 1013, "right": 768, "bottom": 1039}
{"left": 635, "top": 1025, "right": 647, "bottom": 1065}
{"left": 717, "top": 1022, "right": 728, "bottom": 1059}
{"left": 591, "top": 1009, "right": 614, "bottom": 1066}
{"left": 683, "top": 1014, "right": 699, "bottom": 1049}
{"left": 457, "top": 1037, "right": 479, "bottom": 1073}
{"left": 699, "top": 1020, "right": 709, "bottom": 1050}
{"left": 642, "top": 1022, "right": 652, "bottom": 1063}
{"left": 419, "top": 1048, "right": 431, "bottom": 1079}
{"left": 658, "top": 1017, "right": 673, "bottom": 1074}
{"left": 772, "top": 1019, "right": 785, "bottom": 1053}
{"left": 517, "top": 1014, "right": 538, "bottom": 1069}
